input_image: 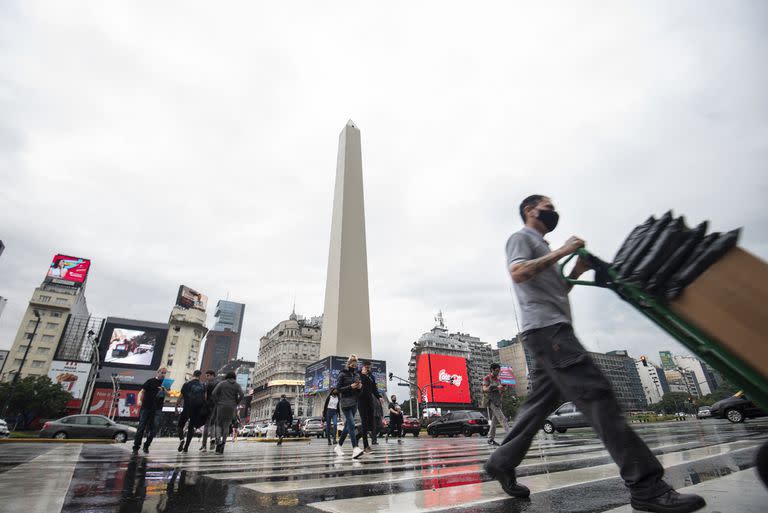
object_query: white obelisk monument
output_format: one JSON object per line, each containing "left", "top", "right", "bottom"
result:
{"left": 320, "top": 120, "right": 372, "bottom": 359}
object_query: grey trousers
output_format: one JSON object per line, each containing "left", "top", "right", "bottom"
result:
{"left": 487, "top": 402, "right": 509, "bottom": 440}
{"left": 486, "top": 323, "right": 671, "bottom": 501}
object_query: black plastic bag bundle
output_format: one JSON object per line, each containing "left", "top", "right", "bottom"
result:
{"left": 612, "top": 216, "right": 655, "bottom": 273}
{"left": 664, "top": 229, "right": 741, "bottom": 300}
{"left": 628, "top": 216, "right": 688, "bottom": 284}
{"left": 646, "top": 221, "right": 708, "bottom": 293}
{"left": 618, "top": 211, "right": 674, "bottom": 279}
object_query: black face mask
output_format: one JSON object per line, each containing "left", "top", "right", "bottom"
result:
{"left": 536, "top": 209, "right": 559, "bottom": 232}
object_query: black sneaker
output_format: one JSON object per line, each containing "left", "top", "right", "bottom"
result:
{"left": 131, "top": 447, "right": 139, "bottom": 455}
{"left": 630, "top": 490, "right": 705, "bottom": 513}
{"left": 142, "top": 445, "right": 150, "bottom": 454}
{"left": 488, "top": 439, "right": 500, "bottom": 446}
{"left": 178, "top": 441, "right": 185, "bottom": 452}
{"left": 483, "top": 461, "right": 530, "bottom": 498}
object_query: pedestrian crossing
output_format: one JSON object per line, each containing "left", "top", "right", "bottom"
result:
{"left": 55, "top": 419, "right": 768, "bottom": 513}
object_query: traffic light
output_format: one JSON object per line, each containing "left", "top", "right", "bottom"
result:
{"left": 640, "top": 355, "right": 648, "bottom": 367}
{"left": 388, "top": 372, "right": 393, "bottom": 381}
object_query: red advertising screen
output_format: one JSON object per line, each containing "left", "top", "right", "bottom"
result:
{"left": 416, "top": 354, "right": 472, "bottom": 404}
{"left": 89, "top": 388, "right": 141, "bottom": 419}
{"left": 46, "top": 254, "right": 91, "bottom": 285}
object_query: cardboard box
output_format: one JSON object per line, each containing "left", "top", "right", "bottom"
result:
{"left": 670, "top": 247, "right": 768, "bottom": 381}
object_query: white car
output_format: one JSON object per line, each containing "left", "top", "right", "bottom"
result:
{"left": 256, "top": 423, "right": 269, "bottom": 437}
{"left": 265, "top": 422, "right": 277, "bottom": 438}
{"left": 0, "top": 419, "right": 9, "bottom": 438}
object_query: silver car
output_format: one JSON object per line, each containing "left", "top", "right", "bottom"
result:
{"left": 542, "top": 402, "right": 589, "bottom": 434}
{"left": 39, "top": 414, "right": 136, "bottom": 442}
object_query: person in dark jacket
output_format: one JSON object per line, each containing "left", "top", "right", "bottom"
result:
{"left": 211, "top": 371, "right": 244, "bottom": 454}
{"left": 175, "top": 370, "right": 206, "bottom": 453}
{"left": 200, "top": 370, "right": 218, "bottom": 452}
{"left": 322, "top": 388, "right": 340, "bottom": 445}
{"left": 386, "top": 394, "right": 404, "bottom": 443}
{"left": 334, "top": 354, "right": 364, "bottom": 459}
{"left": 357, "top": 360, "right": 382, "bottom": 453}
{"left": 272, "top": 395, "right": 293, "bottom": 445}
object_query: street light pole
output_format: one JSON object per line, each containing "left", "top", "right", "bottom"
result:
{"left": 81, "top": 330, "right": 99, "bottom": 414}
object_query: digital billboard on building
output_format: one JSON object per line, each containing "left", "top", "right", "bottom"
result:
{"left": 89, "top": 388, "right": 141, "bottom": 419}
{"left": 45, "top": 254, "right": 91, "bottom": 286}
{"left": 176, "top": 285, "right": 208, "bottom": 312}
{"left": 416, "top": 354, "right": 471, "bottom": 404}
{"left": 97, "top": 318, "right": 168, "bottom": 383}
{"left": 305, "top": 356, "right": 387, "bottom": 396}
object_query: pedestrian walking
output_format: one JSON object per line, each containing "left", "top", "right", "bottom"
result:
{"left": 357, "top": 360, "right": 382, "bottom": 453}
{"left": 386, "top": 395, "right": 404, "bottom": 443}
{"left": 272, "top": 394, "right": 293, "bottom": 446}
{"left": 175, "top": 369, "right": 207, "bottom": 453}
{"left": 484, "top": 194, "right": 704, "bottom": 513}
{"left": 199, "top": 370, "right": 217, "bottom": 452}
{"left": 483, "top": 363, "right": 509, "bottom": 446}
{"left": 322, "top": 388, "right": 340, "bottom": 445}
{"left": 334, "top": 354, "right": 364, "bottom": 459}
{"left": 132, "top": 368, "right": 168, "bottom": 455}
{"left": 210, "top": 371, "right": 244, "bottom": 455}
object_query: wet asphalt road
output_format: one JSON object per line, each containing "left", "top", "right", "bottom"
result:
{"left": 0, "top": 418, "right": 766, "bottom": 513}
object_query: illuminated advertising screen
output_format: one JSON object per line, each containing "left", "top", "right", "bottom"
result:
{"left": 45, "top": 254, "right": 91, "bottom": 286}
{"left": 499, "top": 366, "right": 517, "bottom": 386}
{"left": 97, "top": 318, "right": 167, "bottom": 380}
{"left": 416, "top": 354, "right": 471, "bottom": 404}
{"left": 47, "top": 361, "right": 92, "bottom": 400}
{"left": 89, "top": 388, "right": 141, "bottom": 419}
{"left": 176, "top": 285, "right": 208, "bottom": 312}
{"left": 305, "top": 356, "right": 388, "bottom": 396}
{"left": 104, "top": 327, "right": 160, "bottom": 366}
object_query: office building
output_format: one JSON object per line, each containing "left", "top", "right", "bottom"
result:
{"left": 673, "top": 355, "right": 715, "bottom": 396}
{"left": 635, "top": 357, "right": 665, "bottom": 404}
{"left": 590, "top": 350, "right": 647, "bottom": 411}
{"left": 251, "top": 311, "right": 322, "bottom": 421}
{"left": 200, "top": 300, "right": 245, "bottom": 372}
{"left": 497, "top": 336, "right": 533, "bottom": 395}
{"left": 159, "top": 291, "right": 208, "bottom": 391}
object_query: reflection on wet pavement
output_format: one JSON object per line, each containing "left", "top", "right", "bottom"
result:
{"left": 0, "top": 418, "right": 764, "bottom": 513}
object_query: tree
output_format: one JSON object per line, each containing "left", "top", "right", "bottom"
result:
{"left": 0, "top": 376, "right": 72, "bottom": 430}
{"left": 501, "top": 393, "right": 527, "bottom": 419}
{"left": 651, "top": 392, "right": 694, "bottom": 414}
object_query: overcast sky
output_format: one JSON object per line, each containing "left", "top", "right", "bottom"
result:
{"left": 1, "top": 1, "right": 766, "bottom": 394}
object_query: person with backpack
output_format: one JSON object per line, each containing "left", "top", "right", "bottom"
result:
{"left": 322, "top": 388, "right": 340, "bottom": 445}
{"left": 211, "top": 371, "right": 244, "bottom": 454}
{"left": 334, "top": 354, "right": 364, "bottom": 459}
{"left": 272, "top": 395, "right": 293, "bottom": 445}
{"left": 199, "top": 370, "right": 218, "bottom": 452}
{"left": 176, "top": 370, "right": 207, "bottom": 453}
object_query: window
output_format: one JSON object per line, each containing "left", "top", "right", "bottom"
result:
{"left": 42, "top": 335, "right": 55, "bottom": 342}
{"left": 51, "top": 311, "right": 62, "bottom": 318}
{"left": 17, "top": 345, "right": 29, "bottom": 352}
{"left": 89, "top": 416, "right": 111, "bottom": 426}
{"left": 36, "top": 347, "right": 51, "bottom": 354}
{"left": 71, "top": 416, "right": 89, "bottom": 425}
{"left": 55, "top": 298, "right": 67, "bottom": 305}
{"left": 31, "top": 360, "right": 46, "bottom": 368}
{"left": 13, "top": 359, "right": 23, "bottom": 366}
{"left": 46, "top": 322, "right": 59, "bottom": 330}
{"left": 39, "top": 295, "right": 52, "bottom": 303}
{"left": 24, "top": 332, "right": 34, "bottom": 340}
{"left": 557, "top": 403, "right": 575, "bottom": 414}
{"left": 27, "top": 320, "right": 37, "bottom": 328}
{"left": 167, "top": 359, "right": 174, "bottom": 366}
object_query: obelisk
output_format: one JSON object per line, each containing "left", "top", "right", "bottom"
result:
{"left": 320, "top": 120, "right": 372, "bottom": 359}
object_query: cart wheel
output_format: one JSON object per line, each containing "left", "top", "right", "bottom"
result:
{"left": 757, "top": 440, "right": 768, "bottom": 488}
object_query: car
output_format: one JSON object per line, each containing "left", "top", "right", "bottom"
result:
{"left": 239, "top": 423, "right": 256, "bottom": 437}
{"left": 256, "top": 423, "right": 270, "bottom": 437}
{"left": 402, "top": 415, "right": 421, "bottom": 436}
{"left": 39, "top": 414, "right": 136, "bottom": 442}
{"left": 301, "top": 417, "right": 325, "bottom": 438}
{"left": 709, "top": 392, "right": 766, "bottom": 423}
{"left": 426, "top": 410, "right": 489, "bottom": 437}
{"left": 287, "top": 418, "right": 303, "bottom": 437}
{"left": 542, "top": 402, "right": 589, "bottom": 434}
{"left": 696, "top": 406, "right": 711, "bottom": 419}
{"left": 0, "top": 419, "right": 9, "bottom": 438}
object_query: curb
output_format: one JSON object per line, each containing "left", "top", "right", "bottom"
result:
{"left": 0, "top": 438, "right": 117, "bottom": 444}
{"left": 242, "top": 437, "right": 311, "bottom": 443}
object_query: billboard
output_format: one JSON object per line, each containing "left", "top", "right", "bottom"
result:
{"left": 498, "top": 366, "right": 517, "bottom": 386}
{"left": 176, "top": 285, "right": 208, "bottom": 312}
{"left": 104, "top": 327, "right": 161, "bottom": 366}
{"left": 45, "top": 254, "right": 91, "bottom": 286}
{"left": 659, "top": 351, "right": 675, "bottom": 371}
{"left": 89, "top": 387, "right": 141, "bottom": 419}
{"left": 416, "top": 354, "right": 472, "bottom": 404}
{"left": 47, "top": 361, "right": 92, "bottom": 400}
{"left": 305, "top": 356, "right": 387, "bottom": 396}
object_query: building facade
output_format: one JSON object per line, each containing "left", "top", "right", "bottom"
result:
{"left": 160, "top": 305, "right": 207, "bottom": 391}
{"left": 497, "top": 336, "right": 532, "bottom": 395}
{"left": 2, "top": 284, "right": 89, "bottom": 382}
{"left": 673, "top": 355, "right": 714, "bottom": 396}
{"left": 590, "top": 350, "right": 647, "bottom": 411}
{"left": 250, "top": 311, "right": 322, "bottom": 421}
{"left": 635, "top": 358, "right": 665, "bottom": 404}
{"left": 200, "top": 300, "right": 245, "bottom": 373}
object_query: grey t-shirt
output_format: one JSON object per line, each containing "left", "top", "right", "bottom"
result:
{"left": 505, "top": 227, "right": 572, "bottom": 332}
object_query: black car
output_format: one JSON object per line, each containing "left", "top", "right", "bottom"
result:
{"left": 709, "top": 393, "right": 766, "bottom": 423}
{"left": 286, "top": 418, "right": 303, "bottom": 437}
{"left": 426, "top": 411, "right": 489, "bottom": 437}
